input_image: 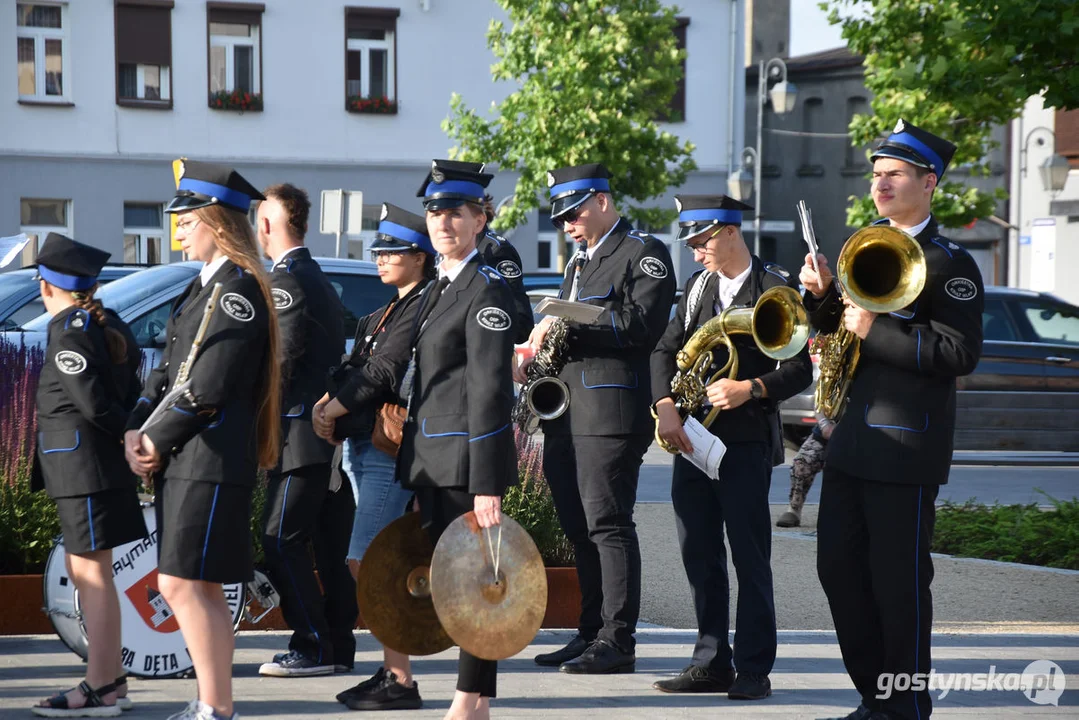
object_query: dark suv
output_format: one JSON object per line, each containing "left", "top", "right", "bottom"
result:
{"left": 779, "top": 286, "right": 1079, "bottom": 452}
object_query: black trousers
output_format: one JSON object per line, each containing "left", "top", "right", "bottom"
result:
{"left": 542, "top": 433, "right": 649, "bottom": 652}
{"left": 817, "top": 466, "right": 937, "bottom": 720}
{"left": 262, "top": 463, "right": 358, "bottom": 667}
{"left": 417, "top": 486, "right": 498, "bottom": 697}
{"left": 671, "top": 442, "right": 776, "bottom": 675}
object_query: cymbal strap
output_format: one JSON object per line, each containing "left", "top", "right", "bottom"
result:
{"left": 484, "top": 525, "right": 503, "bottom": 584}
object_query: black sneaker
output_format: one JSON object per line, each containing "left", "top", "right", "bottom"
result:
{"left": 258, "top": 650, "right": 335, "bottom": 677}
{"left": 728, "top": 672, "right": 772, "bottom": 700}
{"left": 817, "top": 705, "right": 872, "bottom": 720}
{"left": 653, "top": 664, "right": 735, "bottom": 693}
{"left": 344, "top": 671, "right": 422, "bottom": 711}
{"left": 335, "top": 667, "right": 386, "bottom": 704}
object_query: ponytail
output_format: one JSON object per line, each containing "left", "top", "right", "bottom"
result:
{"left": 71, "top": 288, "right": 129, "bottom": 364}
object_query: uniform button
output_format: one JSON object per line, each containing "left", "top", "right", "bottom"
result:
{"left": 171, "top": 336, "right": 177, "bottom": 342}
{"left": 164, "top": 362, "right": 169, "bottom": 368}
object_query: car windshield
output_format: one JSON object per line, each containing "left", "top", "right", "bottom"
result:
{"left": 21, "top": 265, "right": 198, "bottom": 332}
{"left": 0, "top": 272, "right": 39, "bottom": 299}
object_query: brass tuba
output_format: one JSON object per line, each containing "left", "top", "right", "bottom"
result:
{"left": 654, "top": 285, "right": 810, "bottom": 454}
{"left": 813, "top": 225, "right": 927, "bottom": 420}
{"left": 511, "top": 318, "right": 570, "bottom": 435}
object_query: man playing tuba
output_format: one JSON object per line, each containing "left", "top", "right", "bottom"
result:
{"left": 650, "top": 195, "right": 811, "bottom": 700}
{"left": 801, "top": 120, "right": 984, "bottom": 720}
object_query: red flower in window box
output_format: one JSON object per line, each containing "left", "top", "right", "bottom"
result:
{"left": 209, "top": 90, "right": 263, "bottom": 112}
{"left": 346, "top": 94, "right": 398, "bottom": 115}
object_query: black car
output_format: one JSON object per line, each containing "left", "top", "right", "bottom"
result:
{"left": 779, "top": 286, "right": 1079, "bottom": 452}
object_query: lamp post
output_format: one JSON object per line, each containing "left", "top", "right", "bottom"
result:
{"left": 731, "top": 58, "right": 798, "bottom": 257}
{"left": 1015, "top": 126, "right": 1070, "bottom": 287}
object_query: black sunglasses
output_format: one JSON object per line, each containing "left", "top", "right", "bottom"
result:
{"left": 553, "top": 194, "right": 593, "bottom": 228}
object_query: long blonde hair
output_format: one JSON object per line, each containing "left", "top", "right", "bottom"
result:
{"left": 193, "top": 204, "right": 281, "bottom": 469}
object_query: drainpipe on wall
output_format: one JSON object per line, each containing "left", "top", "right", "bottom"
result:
{"left": 727, "top": 0, "right": 740, "bottom": 178}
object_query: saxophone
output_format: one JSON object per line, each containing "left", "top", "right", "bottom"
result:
{"left": 654, "top": 285, "right": 810, "bottom": 454}
{"left": 512, "top": 318, "right": 570, "bottom": 435}
{"left": 812, "top": 225, "right": 927, "bottom": 420}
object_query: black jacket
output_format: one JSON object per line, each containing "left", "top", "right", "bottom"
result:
{"left": 272, "top": 248, "right": 346, "bottom": 472}
{"left": 651, "top": 257, "right": 813, "bottom": 448}
{"left": 331, "top": 280, "right": 428, "bottom": 438}
{"left": 127, "top": 260, "right": 272, "bottom": 487}
{"left": 33, "top": 306, "right": 141, "bottom": 497}
{"left": 478, "top": 226, "right": 534, "bottom": 344}
{"left": 398, "top": 256, "right": 517, "bottom": 495}
{"left": 542, "top": 219, "right": 677, "bottom": 436}
{"left": 805, "top": 216, "right": 984, "bottom": 485}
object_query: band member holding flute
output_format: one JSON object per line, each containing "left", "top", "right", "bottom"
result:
{"left": 651, "top": 195, "right": 811, "bottom": 700}
{"left": 801, "top": 120, "right": 983, "bottom": 720}
{"left": 124, "top": 161, "right": 279, "bottom": 720}
{"left": 398, "top": 161, "right": 517, "bottom": 719}
{"left": 32, "top": 234, "right": 147, "bottom": 717}
{"left": 523, "top": 163, "right": 676, "bottom": 674}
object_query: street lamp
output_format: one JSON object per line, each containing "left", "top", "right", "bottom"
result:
{"left": 732, "top": 58, "right": 798, "bottom": 257}
{"left": 727, "top": 148, "right": 754, "bottom": 201}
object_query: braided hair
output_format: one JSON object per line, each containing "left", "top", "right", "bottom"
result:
{"left": 70, "top": 287, "right": 129, "bottom": 364}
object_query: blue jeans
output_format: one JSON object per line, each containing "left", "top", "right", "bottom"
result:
{"left": 341, "top": 436, "right": 413, "bottom": 561}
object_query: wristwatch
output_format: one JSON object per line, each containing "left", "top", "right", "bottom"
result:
{"left": 749, "top": 378, "right": 764, "bottom": 400}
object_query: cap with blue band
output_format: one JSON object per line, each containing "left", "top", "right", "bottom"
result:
{"left": 35, "top": 232, "right": 111, "bottom": 291}
{"left": 870, "top": 119, "right": 957, "bottom": 180}
{"left": 165, "top": 159, "right": 265, "bottom": 214}
{"left": 371, "top": 203, "right": 435, "bottom": 255}
{"left": 673, "top": 194, "right": 753, "bottom": 243}
{"left": 546, "top": 163, "right": 614, "bottom": 220}
{"left": 417, "top": 159, "right": 493, "bottom": 211}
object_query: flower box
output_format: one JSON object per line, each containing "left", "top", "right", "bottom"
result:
{"left": 209, "top": 90, "right": 263, "bottom": 112}
{"left": 347, "top": 95, "right": 398, "bottom": 115}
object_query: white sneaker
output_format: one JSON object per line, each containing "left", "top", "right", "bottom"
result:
{"left": 165, "top": 700, "right": 198, "bottom": 720}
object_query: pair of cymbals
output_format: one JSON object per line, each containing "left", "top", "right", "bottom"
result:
{"left": 356, "top": 510, "right": 547, "bottom": 660}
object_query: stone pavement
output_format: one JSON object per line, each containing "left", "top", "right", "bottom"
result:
{"left": 1, "top": 630, "right": 1077, "bottom": 718}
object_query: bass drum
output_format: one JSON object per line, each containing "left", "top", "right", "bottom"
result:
{"left": 42, "top": 501, "right": 246, "bottom": 678}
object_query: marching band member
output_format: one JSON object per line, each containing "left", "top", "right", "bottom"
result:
{"left": 254, "top": 183, "right": 356, "bottom": 678}
{"left": 124, "top": 161, "right": 279, "bottom": 720}
{"left": 801, "top": 121, "right": 984, "bottom": 720}
{"left": 415, "top": 159, "right": 533, "bottom": 343}
{"left": 525, "top": 163, "right": 676, "bottom": 674}
{"left": 32, "top": 234, "right": 146, "bottom": 718}
{"left": 315, "top": 204, "right": 436, "bottom": 711}
{"left": 650, "top": 196, "right": 811, "bottom": 700}
{"left": 398, "top": 161, "right": 517, "bottom": 720}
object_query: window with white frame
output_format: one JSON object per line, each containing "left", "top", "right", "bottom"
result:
{"left": 16, "top": 3, "right": 69, "bottom": 102}
{"left": 19, "top": 198, "right": 71, "bottom": 267}
{"left": 115, "top": 1, "right": 173, "bottom": 106}
{"left": 345, "top": 7, "right": 398, "bottom": 108}
{"left": 207, "top": 3, "right": 263, "bottom": 98}
{"left": 347, "top": 205, "right": 384, "bottom": 261}
{"left": 123, "top": 203, "right": 166, "bottom": 265}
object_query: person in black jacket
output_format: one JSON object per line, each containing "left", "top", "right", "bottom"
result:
{"left": 124, "top": 161, "right": 279, "bottom": 720}
{"left": 314, "top": 203, "right": 435, "bottom": 711}
{"left": 397, "top": 161, "right": 517, "bottom": 720}
{"left": 801, "top": 120, "right": 984, "bottom": 720}
{"left": 521, "top": 163, "right": 676, "bottom": 674}
{"left": 416, "top": 159, "right": 533, "bottom": 344}
{"left": 31, "top": 234, "right": 147, "bottom": 718}
{"left": 650, "top": 195, "right": 812, "bottom": 701}
{"left": 252, "top": 183, "right": 356, "bottom": 678}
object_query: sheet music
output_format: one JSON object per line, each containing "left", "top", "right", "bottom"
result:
{"left": 797, "top": 201, "right": 820, "bottom": 277}
{"left": 682, "top": 416, "right": 727, "bottom": 480}
{"left": 0, "top": 234, "right": 31, "bottom": 269}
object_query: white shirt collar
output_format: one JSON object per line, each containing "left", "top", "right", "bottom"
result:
{"left": 439, "top": 248, "right": 478, "bottom": 283}
{"left": 586, "top": 217, "right": 621, "bottom": 260}
{"left": 891, "top": 215, "right": 931, "bottom": 238}
{"left": 199, "top": 255, "right": 229, "bottom": 286}
{"left": 715, "top": 262, "right": 752, "bottom": 310}
{"left": 274, "top": 246, "right": 304, "bottom": 265}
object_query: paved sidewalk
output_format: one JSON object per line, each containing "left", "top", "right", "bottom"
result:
{"left": 1, "top": 630, "right": 1076, "bottom": 718}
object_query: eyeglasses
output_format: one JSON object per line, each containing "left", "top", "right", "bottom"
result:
{"left": 553, "top": 194, "right": 593, "bottom": 228}
{"left": 175, "top": 218, "right": 201, "bottom": 233}
{"left": 373, "top": 252, "right": 406, "bottom": 264}
{"left": 687, "top": 226, "right": 727, "bottom": 252}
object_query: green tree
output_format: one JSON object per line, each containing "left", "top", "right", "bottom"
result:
{"left": 825, "top": 0, "right": 1079, "bottom": 228}
{"left": 442, "top": 0, "right": 696, "bottom": 236}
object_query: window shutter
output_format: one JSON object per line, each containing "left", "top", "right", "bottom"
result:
{"left": 346, "top": 6, "right": 399, "bottom": 33}
{"left": 1056, "top": 109, "right": 1079, "bottom": 169}
{"left": 115, "top": 1, "right": 173, "bottom": 67}
{"left": 207, "top": 1, "right": 264, "bottom": 27}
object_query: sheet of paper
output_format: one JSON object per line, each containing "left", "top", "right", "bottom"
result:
{"left": 0, "top": 234, "right": 31, "bottom": 269}
{"left": 534, "top": 297, "right": 604, "bottom": 324}
{"left": 682, "top": 415, "right": 727, "bottom": 480}
{"left": 797, "top": 201, "right": 820, "bottom": 277}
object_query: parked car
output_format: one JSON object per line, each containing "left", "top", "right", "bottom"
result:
{"left": 0, "top": 265, "right": 142, "bottom": 331}
{"left": 7, "top": 258, "right": 388, "bottom": 370}
{"left": 778, "top": 286, "right": 1079, "bottom": 452}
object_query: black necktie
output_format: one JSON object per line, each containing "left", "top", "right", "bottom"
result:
{"left": 191, "top": 275, "right": 204, "bottom": 295}
{"left": 416, "top": 276, "right": 450, "bottom": 332}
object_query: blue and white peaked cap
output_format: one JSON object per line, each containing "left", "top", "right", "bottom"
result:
{"left": 870, "top": 119, "right": 957, "bottom": 180}
{"left": 547, "top": 162, "right": 612, "bottom": 220}
{"left": 166, "top": 159, "right": 266, "bottom": 214}
{"left": 370, "top": 203, "right": 436, "bottom": 255}
{"left": 417, "top": 159, "right": 493, "bottom": 211}
{"left": 674, "top": 195, "right": 753, "bottom": 242}
{"left": 35, "top": 232, "right": 111, "bottom": 292}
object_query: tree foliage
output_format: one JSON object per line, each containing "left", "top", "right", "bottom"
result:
{"left": 824, "top": 0, "right": 1079, "bottom": 228}
{"left": 442, "top": 0, "right": 696, "bottom": 231}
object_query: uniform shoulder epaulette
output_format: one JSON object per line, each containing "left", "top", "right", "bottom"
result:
{"left": 627, "top": 229, "right": 653, "bottom": 244}
{"left": 763, "top": 262, "right": 791, "bottom": 282}
{"left": 64, "top": 308, "right": 91, "bottom": 331}
{"left": 871, "top": 218, "right": 890, "bottom": 226}
{"left": 485, "top": 229, "right": 507, "bottom": 244}
{"left": 929, "top": 237, "right": 969, "bottom": 259}
{"left": 478, "top": 264, "right": 506, "bottom": 284}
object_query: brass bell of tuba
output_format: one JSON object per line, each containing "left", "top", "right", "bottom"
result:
{"left": 813, "top": 225, "right": 927, "bottom": 420}
{"left": 654, "top": 284, "right": 810, "bottom": 454}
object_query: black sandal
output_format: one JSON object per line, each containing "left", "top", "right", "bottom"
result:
{"left": 32, "top": 680, "right": 121, "bottom": 718}
{"left": 113, "top": 676, "right": 133, "bottom": 712}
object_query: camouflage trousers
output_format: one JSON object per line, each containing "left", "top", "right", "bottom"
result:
{"left": 788, "top": 433, "right": 827, "bottom": 512}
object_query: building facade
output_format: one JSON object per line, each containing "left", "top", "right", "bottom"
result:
{"left": 2, "top": 0, "right": 746, "bottom": 283}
